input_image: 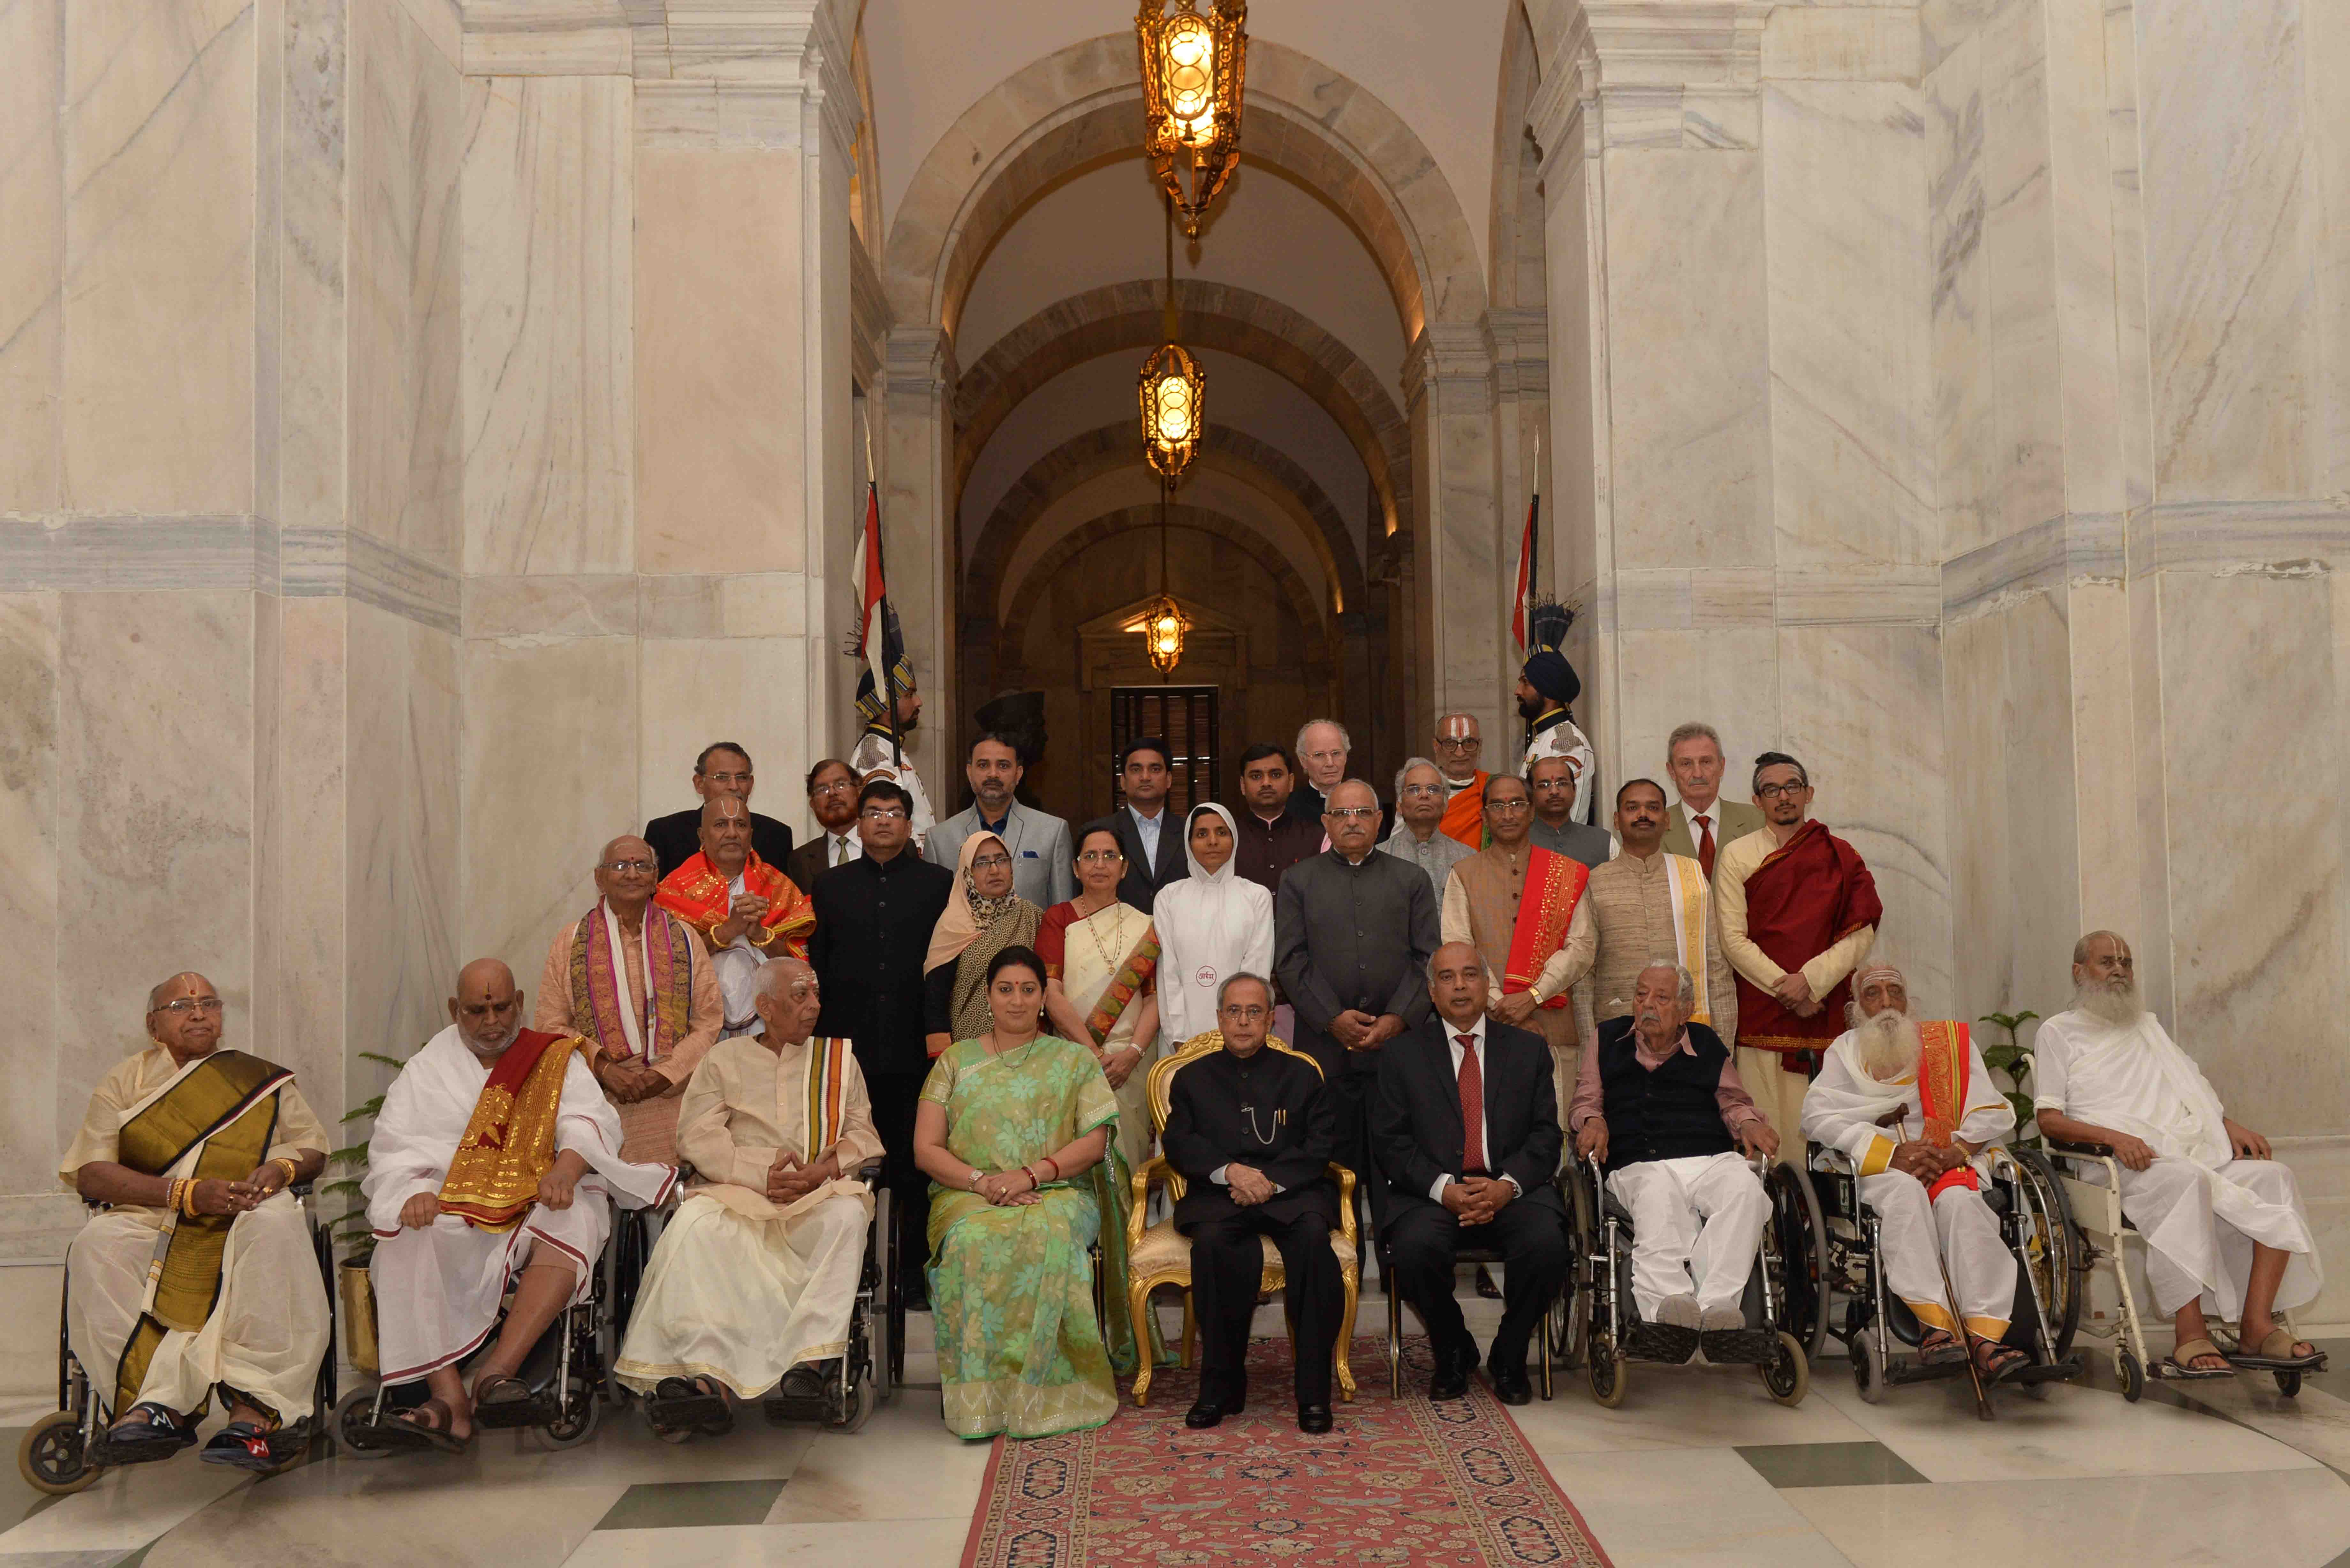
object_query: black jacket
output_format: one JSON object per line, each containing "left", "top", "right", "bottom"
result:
{"left": 1232, "top": 809, "right": 1324, "bottom": 896}
{"left": 643, "top": 807, "right": 793, "bottom": 882}
{"left": 1371, "top": 1016, "right": 1566, "bottom": 1214}
{"left": 1161, "top": 1045, "right": 1339, "bottom": 1230}
{"left": 1273, "top": 848, "right": 1439, "bottom": 1080}
{"left": 808, "top": 849, "right": 954, "bottom": 1080}
{"left": 1080, "top": 805, "right": 1188, "bottom": 913}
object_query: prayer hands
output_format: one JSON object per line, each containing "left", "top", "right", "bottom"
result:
{"left": 2108, "top": 1133, "right": 2156, "bottom": 1171}
{"left": 1575, "top": 1118, "right": 1610, "bottom": 1162}
{"left": 1771, "top": 972, "right": 1815, "bottom": 1008}
{"left": 2225, "top": 1119, "right": 2271, "bottom": 1162}
{"left": 1490, "top": 991, "right": 1540, "bottom": 1028}
{"left": 399, "top": 1192, "right": 443, "bottom": 1230}
{"left": 1225, "top": 1164, "right": 1276, "bottom": 1207}
{"left": 1737, "top": 1122, "right": 1780, "bottom": 1161}
{"left": 1100, "top": 1045, "right": 1143, "bottom": 1089}
{"left": 536, "top": 1163, "right": 580, "bottom": 1210}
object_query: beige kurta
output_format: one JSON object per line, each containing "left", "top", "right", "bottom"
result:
{"left": 617, "top": 1035, "right": 884, "bottom": 1396}
{"left": 60, "top": 1046, "right": 333, "bottom": 1422}
{"left": 534, "top": 910, "right": 725, "bottom": 1164}
{"left": 1441, "top": 843, "right": 1579, "bottom": 1132}
{"left": 1556, "top": 848, "right": 1738, "bottom": 1037}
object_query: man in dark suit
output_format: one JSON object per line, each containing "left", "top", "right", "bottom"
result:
{"left": 785, "top": 757, "right": 860, "bottom": 893}
{"left": 1081, "top": 738, "right": 1187, "bottom": 912}
{"left": 1372, "top": 941, "right": 1569, "bottom": 1405}
{"left": 1161, "top": 973, "right": 1343, "bottom": 1433}
{"left": 645, "top": 741, "right": 793, "bottom": 877}
{"left": 808, "top": 778, "right": 954, "bottom": 1306}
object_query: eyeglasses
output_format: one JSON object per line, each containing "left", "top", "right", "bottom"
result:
{"left": 600, "top": 858, "right": 656, "bottom": 874}
{"left": 1076, "top": 849, "right": 1125, "bottom": 864}
{"left": 701, "top": 770, "right": 752, "bottom": 787}
{"left": 1219, "top": 1004, "right": 1269, "bottom": 1021}
{"left": 1434, "top": 736, "right": 1480, "bottom": 751}
{"left": 157, "top": 997, "right": 224, "bottom": 1014}
{"left": 1755, "top": 781, "right": 1810, "bottom": 799}
{"left": 1399, "top": 783, "right": 1442, "bottom": 798}
{"left": 1326, "top": 806, "right": 1379, "bottom": 822}
{"left": 861, "top": 807, "right": 909, "bottom": 821}
{"left": 1486, "top": 799, "right": 1531, "bottom": 813}
{"left": 811, "top": 778, "right": 857, "bottom": 795}
{"left": 970, "top": 854, "right": 1012, "bottom": 871}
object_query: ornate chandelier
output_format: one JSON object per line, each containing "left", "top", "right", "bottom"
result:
{"left": 1139, "top": 589, "right": 1190, "bottom": 675}
{"left": 1135, "top": 0, "right": 1248, "bottom": 236}
{"left": 1138, "top": 341, "right": 1204, "bottom": 481}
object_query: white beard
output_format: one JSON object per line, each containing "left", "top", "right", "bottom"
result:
{"left": 2074, "top": 980, "right": 2143, "bottom": 1028}
{"left": 1855, "top": 1008, "right": 1922, "bottom": 1082}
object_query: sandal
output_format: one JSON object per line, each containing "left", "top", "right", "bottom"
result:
{"left": 2161, "top": 1337, "right": 2235, "bottom": 1379}
{"left": 2229, "top": 1326, "right": 2325, "bottom": 1369}
{"left": 649, "top": 1375, "right": 733, "bottom": 1436}
{"left": 199, "top": 1420, "right": 285, "bottom": 1472}
{"left": 1971, "top": 1338, "right": 2031, "bottom": 1385}
{"left": 469, "top": 1375, "right": 537, "bottom": 1429}
{"left": 101, "top": 1402, "right": 199, "bottom": 1464}
{"left": 1917, "top": 1328, "right": 1967, "bottom": 1367}
{"left": 375, "top": 1397, "right": 472, "bottom": 1454}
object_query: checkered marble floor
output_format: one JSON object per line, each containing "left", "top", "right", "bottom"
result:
{"left": 7, "top": 1310, "right": 2350, "bottom": 1568}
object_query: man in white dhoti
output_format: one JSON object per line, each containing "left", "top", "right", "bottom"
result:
{"left": 60, "top": 972, "right": 331, "bottom": 1471}
{"left": 1569, "top": 963, "right": 1778, "bottom": 1361}
{"left": 616, "top": 958, "right": 883, "bottom": 1433}
{"left": 364, "top": 959, "right": 676, "bottom": 1450}
{"left": 2034, "top": 931, "right": 2321, "bottom": 1376}
{"left": 1803, "top": 964, "right": 2026, "bottom": 1381}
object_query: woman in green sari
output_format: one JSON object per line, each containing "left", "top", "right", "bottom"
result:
{"left": 914, "top": 944, "right": 1140, "bottom": 1439}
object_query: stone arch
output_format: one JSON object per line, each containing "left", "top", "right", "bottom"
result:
{"left": 965, "top": 422, "right": 1366, "bottom": 622}
{"left": 954, "top": 279, "right": 1411, "bottom": 536}
{"left": 1490, "top": 3, "right": 1550, "bottom": 311}
{"left": 997, "top": 504, "right": 1339, "bottom": 682}
{"left": 880, "top": 35, "right": 1488, "bottom": 343}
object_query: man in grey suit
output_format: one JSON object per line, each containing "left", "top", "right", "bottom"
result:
{"left": 1276, "top": 779, "right": 1441, "bottom": 1233}
{"left": 1658, "top": 722, "right": 1763, "bottom": 882}
{"left": 924, "top": 733, "right": 1076, "bottom": 908}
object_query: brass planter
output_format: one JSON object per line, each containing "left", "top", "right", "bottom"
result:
{"left": 338, "top": 1258, "right": 379, "bottom": 1376}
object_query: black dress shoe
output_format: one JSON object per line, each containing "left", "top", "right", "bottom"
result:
{"left": 1490, "top": 1368, "right": 1534, "bottom": 1406}
{"left": 1428, "top": 1364, "right": 1470, "bottom": 1401}
{"left": 1184, "top": 1397, "right": 1226, "bottom": 1429}
{"left": 1297, "top": 1404, "right": 1334, "bottom": 1434}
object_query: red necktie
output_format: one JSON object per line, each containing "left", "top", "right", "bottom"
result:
{"left": 1696, "top": 813, "right": 1716, "bottom": 882}
{"left": 1457, "top": 1034, "right": 1486, "bottom": 1173}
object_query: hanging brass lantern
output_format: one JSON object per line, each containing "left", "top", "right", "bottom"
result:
{"left": 1138, "top": 341, "right": 1205, "bottom": 481}
{"left": 1138, "top": 591, "right": 1190, "bottom": 675}
{"left": 1136, "top": 0, "right": 1247, "bottom": 236}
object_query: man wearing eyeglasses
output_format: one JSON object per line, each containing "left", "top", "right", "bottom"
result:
{"left": 1431, "top": 713, "right": 1490, "bottom": 848}
{"left": 642, "top": 742, "right": 794, "bottom": 888}
{"left": 1714, "top": 752, "right": 1882, "bottom": 1150}
{"left": 808, "top": 779, "right": 956, "bottom": 1303}
{"left": 785, "top": 758, "right": 862, "bottom": 893}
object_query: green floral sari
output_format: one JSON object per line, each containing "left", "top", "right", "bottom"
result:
{"left": 922, "top": 1036, "right": 1144, "bottom": 1439}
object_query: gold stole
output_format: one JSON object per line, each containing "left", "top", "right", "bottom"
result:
{"left": 438, "top": 1030, "right": 585, "bottom": 1231}
{"left": 111, "top": 1051, "right": 291, "bottom": 1415}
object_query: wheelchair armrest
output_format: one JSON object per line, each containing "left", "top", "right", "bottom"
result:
{"left": 2045, "top": 1136, "right": 2115, "bottom": 1158}
{"left": 1808, "top": 1143, "right": 1853, "bottom": 1176}
{"left": 854, "top": 1158, "right": 885, "bottom": 1182}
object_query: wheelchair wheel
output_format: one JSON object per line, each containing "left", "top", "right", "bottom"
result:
{"left": 1763, "top": 1161, "right": 1831, "bottom": 1363}
{"left": 1588, "top": 1346, "right": 1629, "bottom": 1408}
{"left": 2005, "top": 1147, "right": 2084, "bottom": 1360}
{"left": 1853, "top": 1327, "right": 1887, "bottom": 1404}
{"left": 2275, "top": 1368, "right": 2302, "bottom": 1399}
{"left": 1759, "top": 1332, "right": 1808, "bottom": 1407}
{"left": 2117, "top": 1349, "right": 2145, "bottom": 1403}
{"left": 18, "top": 1412, "right": 98, "bottom": 1495}
{"left": 826, "top": 1375, "right": 878, "bottom": 1434}
{"left": 539, "top": 1378, "right": 601, "bottom": 1448}
{"left": 332, "top": 1387, "right": 397, "bottom": 1461}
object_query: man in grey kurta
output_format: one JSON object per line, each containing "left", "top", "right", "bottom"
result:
{"left": 1379, "top": 756, "right": 1474, "bottom": 899}
{"left": 1276, "top": 780, "right": 1441, "bottom": 1229}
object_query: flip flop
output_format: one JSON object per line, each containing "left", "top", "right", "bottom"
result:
{"left": 379, "top": 1397, "right": 473, "bottom": 1454}
{"left": 1973, "top": 1340, "right": 2031, "bottom": 1386}
{"left": 199, "top": 1421, "right": 285, "bottom": 1472}
{"left": 469, "top": 1375, "right": 537, "bottom": 1429}
{"left": 2227, "top": 1326, "right": 2326, "bottom": 1370}
{"left": 100, "top": 1403, "right": 199, "bottom": 1464}
{"left": 2161, "top": 1337, "right": 2235, "bottom": 1379}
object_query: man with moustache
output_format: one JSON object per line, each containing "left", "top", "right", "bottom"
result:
{"left": 2034, "top": 931, "right": 2322, "bottom": 1376}
{"left": 1082, "top": 738, "right": 1190, "bottom": 912}
{"left": 1569, "top": 963, "right": 1778, "bottom": 1362}
{"left": 1232, "top": 743, "right": 1323, "bottom": 894}
{"left": 58, "top": 972, "right": 331, "bottom": 1470}
{"left": 366, "top": 959, "right": 676, "bottom": 1450}
{"left": 1431, "top": 713, "right": 1491, "bottom": 848}
{"left": 1515, "top": 639, "right": 1594, "bottom": 823}
{"left": 786, "top": 758, "right": 863, "bottom": 893}
{"left": 1802, "top": 964, "right": 2024, "bottom": 1380}
{"left": 1558, "top": 779, "right": 1735, "bottom": 1039}
{"left": 643, "top": 742, "right": 794, "bottom": 884}
{"left": 1526, "top": 755, "right": 1614, "bottom": 867}
{"left": 1159, "top": 974, "right": 1344, "bottom": 1433}
{"left": 1658, "top": 723, "right": 1762, "bottom": 882}
{"left": 849, "top": 664, "right": 936, "bottom": 848}
{"left": 924, "top": 732, "right": 1075, "bottom": 909}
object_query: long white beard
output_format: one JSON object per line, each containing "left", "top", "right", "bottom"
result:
{"left": 2074, "top": 979, "right": 2143, "bottom": 1028}
{"left": 1856, "top": 1008, "right": 1922, "bottom": 1082}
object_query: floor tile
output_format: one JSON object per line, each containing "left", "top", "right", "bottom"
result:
{"left": 559, "top": 1517, "right": 968, "bottom": 1568}
{"left": 1507, "top": 1361, "right": 1871, "bottom": 1456}
{"left": 763, "top": 1401, "right": 992, "bottom": 1525}
{"left": 1534, "top": 1447, "right": 1858, "bottom": 1567}
{"left": 596, "top": 1480, "right": 785, "bottom": 1531}
{"left": 0, "top": 1455, "right": 246, "bottom": 1555}
{"left": 1735, "top": 1442, "right": 1926, "bottom": 1489}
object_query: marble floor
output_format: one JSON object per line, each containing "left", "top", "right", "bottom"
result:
{"left": 7, "top": 1302, "right": 2350, "bottom": 1568}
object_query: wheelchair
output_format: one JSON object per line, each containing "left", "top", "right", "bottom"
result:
{"left": 1797, "top": 1141, "right": 2085, "bottom": 1407}
{"left": 18, "top": 1183, "right": 339, "bottom": 1495}
{"left": 641, "top": 1160, "right": 899, "bottom": 1439}
{"left": 2043, "top": 1137, "right": 2325, "bottom": 1400}
{"left": 1563, "top": 1152, "right": 1814, "bottom": 1408}
{"left": 1379, "top": 1176, "right": 1571, "bottom": 1400}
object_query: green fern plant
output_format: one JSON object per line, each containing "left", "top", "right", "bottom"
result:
{"left": 327, "top": 1048, "right": 418, "bottom": 1262}
{"left": 1978, "top": 1010, "right": 2040, "bottom": 1144}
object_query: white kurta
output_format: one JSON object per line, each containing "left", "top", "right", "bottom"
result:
{"left": 617, "top": 1034, "right": 884, "bottom": 1397}
{"left": 364, "top": 1027, "right": 676, "bottom": 1385}
{"left": 1151, "top": 803, "right": 1277, "bottom": 1047}
{"left": 711, "top": 868, "right": 770, "bottom": 1037}
{"left": 1803, "top": 1028, "right": 2018, "bottom": 1335}
{"left": 2033, "top": 1008, "right": 2319, "bottom": 1317}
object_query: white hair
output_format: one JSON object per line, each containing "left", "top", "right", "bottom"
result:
{"left": 1295, "top": 718, "right": 1352, "bottom": 754}
{"left": 1216, "top": 971, "right": 1273, "bottom": 1009}
{"left": 1393, "top": 756, "right": 1442, "bottom": 795}
{"left": 1636, "top": 961, "right": 1695, "bottom": 1010}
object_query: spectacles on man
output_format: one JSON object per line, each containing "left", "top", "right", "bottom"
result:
{"left": 600, "top": 857, "right": 657, "bottom": 874}
{"left": 1399, "top": 782, "right": 1442, "bottom": 798}
{"left": 156, "top": 997, "right": 225, "bottom": 1014}
{"left": 1434, "top": 736, "right": 1480, "bottom": 751}
{"left": 1326, "top": 806, "right": 1379, "bottom": 822}
{"left": 861, "top": 806, "right": 909, "bottom": 821}
{"left": 1755, "top": 781, "right": 1809, "bottom": 799}
{"left": 811, "top": 778, "right": 857, "bottom": 795}
{"left": 970, "top": 853, "right": 1012, "bottom": 871}
{"left": 1487, "top": 799, "right": 1532, "bottom": 814}
{"left": 1219, "top": 1003, "right": 1269, "bottom": 1021}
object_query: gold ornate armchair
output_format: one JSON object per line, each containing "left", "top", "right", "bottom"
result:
{"left": 1125, "top": 1030, "right": 1360, "bottom": 1406}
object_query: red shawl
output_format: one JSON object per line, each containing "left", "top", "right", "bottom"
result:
{"left": 655, "top": 850, "right": 815, "bottom": 960}
{"left": 1733, "top": 820, "right": 1883, "bottom": 1067}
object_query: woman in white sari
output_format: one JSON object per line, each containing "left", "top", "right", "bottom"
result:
{"left": 1152, "top": 803, "right": 1275, "bottom": 1048}
{"left": 1037, "top": 826, "right": 1162, "bottom": 1169}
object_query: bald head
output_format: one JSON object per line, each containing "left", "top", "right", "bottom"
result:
{"left": 595, "top": 833, "right": 660, "bottom": 915}
{"left": 146, "top": 971, "right": 224, "bottom": 1060}
{"left": 752, "top": 955, "right": 823, "bottom": 1047}
{"left": 1428, "top": 940, "right": 1488, "bottom": 1029}
{"left": 449, "top": 957, "right": 524, "bottom": 1057}
{"left": 699, "top": 793, "right": 754, "bottom": 877}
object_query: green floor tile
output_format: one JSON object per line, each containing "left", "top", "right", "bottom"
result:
{"left": 1733, "top": 1440, "right": 1929, "bottom": 1489}
{"left": 595, "top": 1478, "right": 787, "bottom": 1530}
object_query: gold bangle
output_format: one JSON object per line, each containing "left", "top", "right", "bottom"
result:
{"left": 270, "top": 1157, "right": 300, "bottom": 1188}
{"left": 165, "top": 1178, "right": 182, "bottom": 1214}
{"left": 180, "top": 1179, "right": 201, "bottom": 1217}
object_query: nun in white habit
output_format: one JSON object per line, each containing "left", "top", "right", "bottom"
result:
{"left": 1153, "top": 803, "right": 1277, "bottom": 1047}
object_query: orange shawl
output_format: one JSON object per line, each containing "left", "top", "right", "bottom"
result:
{"left": 1439, "top": 771, "right": 1489, "bottom": 848}
{"left": 656, "top": 850, "right": 815, "bottom": 960}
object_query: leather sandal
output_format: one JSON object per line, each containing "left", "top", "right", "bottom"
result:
{"left": 2161, "top": 1337, "right": 2234, "bottom": 1379}
{"left": 2228, "top": 1326, "right": 2325, "bottom": 1370}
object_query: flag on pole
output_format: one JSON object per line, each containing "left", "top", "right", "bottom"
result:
{"left": 1510, "top": 482, "right": 1540, "bottom": 652}
{"left": 849, "top": 481, "right": 910, "bottom": 765}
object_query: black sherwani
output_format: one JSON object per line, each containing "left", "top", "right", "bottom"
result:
{"left": 809, "top": 848, "right": 955, "bottom": 1279}
{"left": 1372, "top": 1017, "right": 1569, "bottom": 1378}
{"left": 1162, "top": 1047, "right": 1343, "bottom": 1405}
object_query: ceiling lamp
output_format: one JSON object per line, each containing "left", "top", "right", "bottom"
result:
{"left": 1138, "top": 341, "right": 1204, "bottom": 481}
{"left": 1136, "top": 0, "right": 1248, "bottom": 236}
{"left": 1139, "top": 591, "right": 1190, "bottom": 675}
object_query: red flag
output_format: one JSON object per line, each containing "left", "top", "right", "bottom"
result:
{"left": 1511, "top": 488, "right": 1539, "bottom": 651}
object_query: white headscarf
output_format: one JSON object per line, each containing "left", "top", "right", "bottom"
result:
{"left": 1153, "top": 803, "right": 1275, "bottom": 1045}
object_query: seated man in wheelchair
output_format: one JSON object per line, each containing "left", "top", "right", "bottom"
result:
{"left": 59, "top": 971, "right": 332, "bottom": 1471}
{"left": 616, "top": 959, "right": 883, "bottom": 1433}
{"left": 364, "top": 958, "right": 677, "bottom": 1451}
{"left": 2036, "top": 931, "right": 2321, "bottom": 1377}
{"left": 1372, "top": 943, "right": 1570, "bottom": 1406}
{"left": 1802, "top": 963, "right": 2027, "bottom": 1383}
{"left": 1570, "top": 962, "right": 1780, "bottom": 1362}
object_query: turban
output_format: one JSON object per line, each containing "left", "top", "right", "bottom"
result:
{"left": 854, "top": 650, "right": 917, "bottom": 724}
{"left": 1521, "top": 649, "right": 1580, "bottom": 708}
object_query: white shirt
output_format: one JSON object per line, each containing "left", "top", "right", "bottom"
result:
{"left": 1677, "top": 797, "right": 1722, "bottom": 851}
{"left": 1129, "top": 804, "right": 1164, "bottom": 867}
{"left": 712, "top": 870, "right": 769, "bottom": 1037}
{"left": 825, "top": 832, "right": 861, "bottom": 869}
{"left": 1430, "top": 1014, "right": 1523, "bottom": 1201}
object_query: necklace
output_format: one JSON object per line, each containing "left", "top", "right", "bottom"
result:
{"left": 1078, "top": 905, "right": 1129, "bottom": 977}
{"left": 984, "top": 1030, "right": 1042, "bottom": 1067}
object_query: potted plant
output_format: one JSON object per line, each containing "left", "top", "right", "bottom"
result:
{"left": 319, "top": 1048, "right": 416, "bottom": 1376}
{"left": 1977, "top": 1010, "right": 2041, "bottom": 1144}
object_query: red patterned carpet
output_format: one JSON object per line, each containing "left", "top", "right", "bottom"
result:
{"left": 959, "top": 1335, "right": 1613, "bottom": 1567}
